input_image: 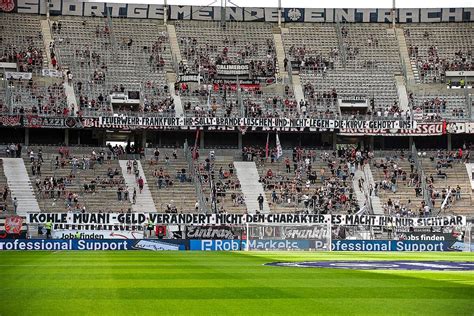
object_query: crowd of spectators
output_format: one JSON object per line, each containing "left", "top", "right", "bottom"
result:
{"left": 245, "top": 146, "right": 366, "bottom": 213}
{"left": 179, "top": 35, "right": 276, "bottom": 81}
{"left": 372, "top": 154, "right": 424, "bottom": 216}
{"left": 409, "top": 95, "right": 464, "bottom": 120}
{"left": 194, "top": 150, "right": 244, "bottom": 212}
{"left": 8, "top": 80, "right": 69, "bottom": 116}
{"left": 287, "top": 45, "right": 337, "bottom": 72}
{"left": 408, "top": 37, "right": 473, "bottom": 83}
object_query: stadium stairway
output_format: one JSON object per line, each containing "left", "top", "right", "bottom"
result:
{"left": 465, "top": 164, "right": 474, "bottom": 191}
{"left": 363, "top": 164, "right": 384, "bottom": 215}
{"left": 1, "top": 158, "right": 41, "bottom": 215}
{"left": 167, "top": 73, "right": 184, "bottom": 117}
{"left": 273, "top": 30, "right": 288, "bottom": 81}
{"left": 233, "top": 161, "right": 270, "bottom": 213}
{"left": 395, "top": 75, "right": 410, "bottom": 112}
{"left": 291, "top": 75, "right": 305, "bottom": 111}
{"left": 119, "top": 160, "right": 157, "bottom": 212}
{"left": 64, "top": 80, "right": 78, "bottom": 115}
{"left": 352, "top": 169, "right": 367, "bottom": 210}
{"left": 166, "top": 23, "right": 183, "bottom": 65}
{"left": 394, "top": 27, "right": 416, "bottom": 84}
{"left": 40, "top": 19, "right": 54, "bottom": 69}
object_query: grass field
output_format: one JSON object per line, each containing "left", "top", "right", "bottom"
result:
{"left": 0, "top": 251, "right": 473, "bottom": 315}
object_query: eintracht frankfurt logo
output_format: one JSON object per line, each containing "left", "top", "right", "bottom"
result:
{"left": 0, "top": 0, "right": 15, "bottom": 12}
{"left": 288, "top": 8, "right": 302, "bottom": 21}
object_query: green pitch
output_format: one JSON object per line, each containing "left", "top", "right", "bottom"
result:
{"left": 0, "top": 251, "right": 473, "bottom": 315}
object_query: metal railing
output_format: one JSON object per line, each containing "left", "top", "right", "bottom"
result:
{"left": 411, "top": 143, "right": 433, "bottom": 211}
{"left": 183, "top": 140, "right": 208, "bottom": 213}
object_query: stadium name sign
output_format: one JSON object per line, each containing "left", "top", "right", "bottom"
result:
{"left": 97, "top": 116, "right": 416, "bottom": 131}
{"left": 27, "top": 213, "right": 466, "bottom": 227}
{"left": 5, "top": 2, "right": 473, "bottom": 23}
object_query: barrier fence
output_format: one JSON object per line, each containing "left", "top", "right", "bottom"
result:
{"left": 0, "top": 213, "right": 471, "bottom": 251}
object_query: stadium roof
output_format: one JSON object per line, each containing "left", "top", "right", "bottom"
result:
{"left": 85, "top": 0, "right": 472, "bottom": 9}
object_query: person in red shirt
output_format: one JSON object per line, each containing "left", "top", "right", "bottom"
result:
{"left": 138, "top": 177, "right": 144, "bottom": 193}
{"left": 266, "top": 169, "right": 273, "bottom": 178}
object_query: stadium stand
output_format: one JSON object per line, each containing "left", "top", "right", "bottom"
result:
{"left": 250, "top": 146, "right": 361, "bottom": 213}
{"left": 196, "top": 154, "right": 247, "bottom": 213}
{"left": 0, "top": 13, "right": 46, "bottom": 73}
{"left": 175, "top": 21, "right": 277, "bottom": 81}
{"left": 371, "top": 151, "right": 426, "bottom": 216}
{"left": 23, "top": 147, "right": 132, "bottom": 212}
{"left": 403, "top": 23, "right": 473, "bottom": 84}
{"left": 0, "top": 7, "right": 473, "bottom": 218}
{"left": 50, "top": 16, "right": 174, "bottom": 115}
{"left": 409, "top": 92, "right": 469, "bottom": 120}
{"left": 142, "top": 148, "right": 198, "bottom": 212}
{"left": 284, "top": 24, "right": 402, "bottom": 116}
{"left": 0, "top": 159, "right": 12, "bottom": 212}
{"left": 421, "top": 151, "right": 473, "bottom": 215}
{"left": 8, "top": 80, "right": 69, "bottom": 116}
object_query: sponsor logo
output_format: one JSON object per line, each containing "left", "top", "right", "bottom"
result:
{"left": 0, "top": 0, "right": 15, "bottom": 12}
{"left": 287, "top": 8, "right": 302, "bottom": 21}
{"left": 52, "top": 230, "right": 144, "bottom": 239}
{"left": 265, "top": 261, "right": 474, "bottom": 271}
{"left": 284, "top": 227, "right": 329, "bottom": 239}
{"left": 331, "top": 240, "right": 454, "bottom": 252}
{"left": 0, "top": 239, "right": 129, "bottom": 251}
{"left": 190, "top": 239, "right": 311, "bottom": 251}
{"left": 186, "top": 226, "right": 235, "bottom": 239}
{"left": 4, "top": 216, "right": 24, "bottom": 234}
{"left": 132, "top": 240, "right": 180, "bottom": 251}
{"left": 397, "top": 232, "right": 461, "bottom": 242}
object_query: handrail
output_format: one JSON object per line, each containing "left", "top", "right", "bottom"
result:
{"left": 183, "top": 140, "right": 208, "bottom": 213}
{"left": 411, "top": 143, "right": 433, "bottom": 211}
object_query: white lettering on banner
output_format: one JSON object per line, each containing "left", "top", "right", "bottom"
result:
{"left": 216, "top": 64, "right": 249, "bottom": 76}
{"left": 339, "top": 122, "right": 442, "bottom": 136}
{"left": 395, "top": 241, "right": 444, "bottom": 251}
{"left": 12, "top": 2, "right": 474, "bottom": 22}
{"left": 5, "top": 72, "right": 32, "bottom": 80}
{"left": 52, "top": 230, "right": 144, "bottom": 239}
{"left": 27, "top": 213, "right": 467, "bottom": 227}
{"left": 41, "top": 69, "right": 63, "bottom": 78}
{"left": 96, "top": 116, "right": 416, "bottom": 131}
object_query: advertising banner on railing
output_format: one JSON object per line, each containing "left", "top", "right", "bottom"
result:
{"left": 0, "top": 114, "right": 472, "bottom": 135}
{"left": 339, "top": 122, "right": 446, "bottom": 136}
{"left": 94, "top": 116, "right": 417, "bottom": 132}
{"left": 41, "top": 69, "right": 63, "bottom": 78}
{"left": 0, "top": 239, "right": 189, "bottom": 251}
{"left": 216, "top": 64, "right": 250, "bottom": 78}
{"left": 27, "top": 213, "right": 467, "bottom": 228}
{"left": 189, "top": 239, "right": 328, "bottom": 251}
{"left": 5, "top": 72, "right": 32, "bottom": 80}
{"left": 0, "top": 216, "right": 27, "bottom": 239}
{"left": 51, "top": 230, "right": 145, "bottom": 240}
{"left": 331, "top": 240, "right": 470, "bottom": 251}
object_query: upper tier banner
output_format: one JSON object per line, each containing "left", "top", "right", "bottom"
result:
{"left": 0, "top": 114, "right": 457, "bottom": 136}
{"left": 2, "top": 1, "right": 473, "bottom": 23}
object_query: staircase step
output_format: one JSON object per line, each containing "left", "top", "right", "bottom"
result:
{"left": 233, "top": 161, "right": 270, "bottom": 213}
{"left": 1, "top": 158, "right": 41, "bottom": 215}
{"left": 119, "top": 160, "right": 157, "bottom": 212}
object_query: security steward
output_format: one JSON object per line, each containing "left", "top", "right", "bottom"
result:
{"left": 45, "top": 221, "right": 53, "bottom": 239}
{"left": 75, "top": 231, "right": 81, "bottom": 239}
{"left": 147, "top": 218, "right": 155, "bottom": 238}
